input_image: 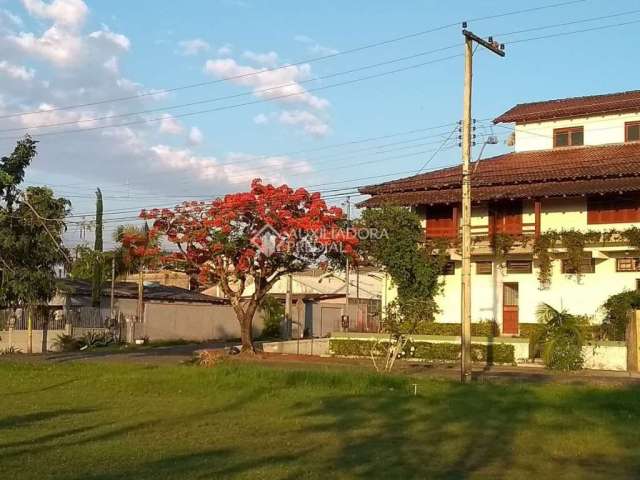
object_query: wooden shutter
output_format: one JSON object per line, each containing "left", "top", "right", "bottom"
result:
{"left": 476, "top": 261, "right": 492, "bottom": 275}
{"left": 490, "top": 201, "right": 523, "bottom": 235}
{"left": 506, "top": 260, "right": 532, "bottom": 274}
{"left": 426, "top": 205, "right": 459, "bottom": 238}
{"left": 587, "top": 195, "right": 640, "bottom": 224}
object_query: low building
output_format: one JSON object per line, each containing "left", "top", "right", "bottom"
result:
{"left": 55, "top": 279, "right": 261, "bottom": 342}
{"left": 202, "top": 269, "right": 384, "bottom": 337}
{"left": 359, "top": 89, "right": 640, "bottom": 335}
{"left": 1, "top": 280, "right": 263, "bottom": 352}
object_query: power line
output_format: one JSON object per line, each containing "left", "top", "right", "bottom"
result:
{"left": 11, "top": 3, "right": 635, "bottom": 135}
{"left": 416, "top": 125, "right": 459, "bottom": 173}
{"left": 0, "top": 45, "right": 461, "bottom": 134}
{"left": 7, "top": 11, "right": 637, "bottom": 142}
{"left": 506, "top": 17, "right": 640, "bottom": 45}
{"left": 0, "top": 0, "right": 585, "bottom": 120}
{"left": 4, "top": 7, "right": 626, "bottom": 135}
{"left": 0, "top": 54, "right": 463, "bottom": 140}
{"left": 495, "top": 8, "right": 640, "bottom": 37}
{"left": 21, "top": 120, "right": 470, "bottom": 190}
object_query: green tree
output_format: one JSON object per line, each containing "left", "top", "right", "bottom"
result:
{"left": 359, "top": 205, "right": 446, "bottom": 325}
{"left": 91, "top": 188, "right": 103, "bottom": 306}
{"left": 261, "top": 295, "right": 284, "bottom": 338}
{"left": 0, "top": 137, "right": 70, "bottom": 308}
{"left": 69, "top": 245, "right": 116, "bottom": 282}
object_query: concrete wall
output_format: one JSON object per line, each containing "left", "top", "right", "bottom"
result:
{"left": 382, "top": 253, "right": 640, "bottom": 332}
{"left": 329, "top": 333, "right": 628, "bottom": 371}
{"left": 583, "top": 342, "right": 627, "bottom": 371}
{"left": 514, "top": 111, "right": 640, "bottom": 152}
{"left": 262, "top": 338, "right": 330, "bottom": 356}
{"left": 140, "top": 302, "right": 265, "bottom": 342}
{"left": 0, "top": 329, "right": 66, "bottom": 353}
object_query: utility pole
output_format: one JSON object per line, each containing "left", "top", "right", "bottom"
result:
{"left": 343, "top": 196, "right": 351, "bottom": 331}
{"left": 460, "top": 26, "right": 505, "bottom": 384}
{"left": 285, "top": 273, "right": 293, "bottom": 339}
{"left": 110, "top": 256, "right": 116, "bottom": 321}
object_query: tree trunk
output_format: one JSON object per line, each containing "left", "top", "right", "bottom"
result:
{"left": 233, "top": 299, "right": 259, "bottom": 354}
{"left": 239, "top": 313, "right": 254, "bottom": 353}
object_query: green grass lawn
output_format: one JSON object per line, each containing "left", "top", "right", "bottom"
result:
{"left": 2, "top": 361, "right": 640, "bottom": 480}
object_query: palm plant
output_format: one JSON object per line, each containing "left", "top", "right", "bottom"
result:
{"left": 532, "top": 303, "right": 585, "bottom": 371}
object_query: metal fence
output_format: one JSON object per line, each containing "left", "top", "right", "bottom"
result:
{"left": 0, "top": 307, "right": 66, "bottom": 331}
{"left": 0, "top": 306, "right": 113, "bottom": 331}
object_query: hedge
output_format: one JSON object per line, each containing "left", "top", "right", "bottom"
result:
{"left": 415, "top": 321, "right": 499, "bottom": 337}
{"left": 329, "top": 338, "right": 515, "bottom": 365}
{"left": 518, "top": 323, "right": 601, "bottom": 340}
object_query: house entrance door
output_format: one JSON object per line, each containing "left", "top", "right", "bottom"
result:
{"left": 502, "top": 282, "right": 519, "bottom": 335}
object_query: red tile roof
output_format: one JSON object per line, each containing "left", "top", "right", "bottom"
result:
{"left": 494, "top": 90, "right": 640, "bottom": 124}
{"left": 358, "top": 142, "right": 640, "bottom": 207}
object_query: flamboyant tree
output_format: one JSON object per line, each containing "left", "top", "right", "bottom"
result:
{"left": 119, "top": 223, "right": 161, "bottom": 321}
{"left": 141, "top": 179, "right": 356, "bottom": 352}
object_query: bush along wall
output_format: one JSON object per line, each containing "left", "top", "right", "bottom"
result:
{"left": 329, "top": 338, "right": 515, "bottom": 365}
{"left": 414, "top": 321, "right": 499, "bottom": 337}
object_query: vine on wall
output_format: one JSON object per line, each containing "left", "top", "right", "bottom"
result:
{"left": 533, "top": 227, "right": 640, "bottom": 287}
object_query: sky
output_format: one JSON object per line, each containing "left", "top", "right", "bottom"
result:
{"left": 0, "top": 0, "right": 638, "bottom": 248}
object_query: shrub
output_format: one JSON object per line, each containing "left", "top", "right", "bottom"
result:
{"left": 412, "top": 321, "right": 499, "bottom": 337}
{"left": 601, "top": 290, "right": 640, "bottom": 341}
{"left": 519, "top": 322, "right": 598, "bottom": 341}
{"left": 80, "top": 330, "right": 115, "bottom": 348}
{"left": 261, "top": 295, "right": 284, "bottom": 338}
{"left": 543, "top": 334, "right": 584, "bottom": 371}
{"left": 532, "top": 303, "right": 585, "bottom": 371}
{"left": 53, "top": 334, "right": 83, "bottom": 352}
{"left": 329, "top": 338, "right": 515, "bottom": 364}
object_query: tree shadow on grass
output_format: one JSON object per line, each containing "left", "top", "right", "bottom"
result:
{"left": 0, "top": 407, "right": 96, "bottom": 430}
{"left": 1, "top": 378, "right": 79, "bottom": 397}
{"left": 292, "top": 381, "right": 640, "bottom": 479}
{"left": 72, "top": 448, "right": 312, "bottom": 480}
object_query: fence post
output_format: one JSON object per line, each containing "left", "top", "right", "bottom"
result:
{"left": 626, "top": 310, "right": 640, "bottom": 373}
{"left": 8, "top": 315, "right": 14, "bottom": 350}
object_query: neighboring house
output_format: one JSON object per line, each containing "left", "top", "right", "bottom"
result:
{"left": 54, "top": 279, "right": 261, "bottom": 342}
{"left": 1, "top": 280, "right": 262, "bottom": 353}
{"left": 202, "top": 269, "right": 384, "bottom": 336}
{"left": 359, "top": 89, "right": 640, "bottom": 334}
{"left": 123, "top": 270, "right": 192, "bottom": 290}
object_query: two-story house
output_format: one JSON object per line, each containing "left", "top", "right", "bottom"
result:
{"left": 359, "top": 90, "right": 640, "bottom": 334}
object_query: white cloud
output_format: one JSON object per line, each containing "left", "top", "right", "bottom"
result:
{"left": 204, "top": 57, "right": 328, "bottom": 110}
{"left": 0, "top": 1, "right": 314, "bottom": 215}
{"left": 0, "top": 60, "right": 35, "bottom": 80}
{"left": 217, "top": 44, "right": 232, "bottom": 56}
{"left": 277, "top": 110, "right": 330, "bottom": 137}
{"left": 178, "top": 38, "right": 210, "bottom": 56}
{"left": 103, "top": 56, "right": 118, "bottom": 74}
{"left": 89, "top": 29, "right": 131, "bottom": 50}
{"left": 22, "top": 0, "right": 88, "bottom": 28}
{"left": 158, "top": 113, "right": 184, "bottom": 135}
{"left": 188, "top": 126, "right": 204, "bottom": 145}
{"left": 294, "top": 34, "right": 338, "bottom": 56}
{"left": 243, "top": 50, "right": 278, "bottom": 66}
{"left": 308, "top": 43, "right": 339, "bottom": 56}
{"left": 253, "top": 113, "right": 268, "bottom": 125}
{"left": 150, "top": 145, "right": 309, "bottom": 186}
{"left": 9, "top": 25, "right": 84, "bottom": 66}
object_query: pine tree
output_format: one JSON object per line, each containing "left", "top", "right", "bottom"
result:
{"left": 91, "top": 188, "right": 103, "bottom": 307}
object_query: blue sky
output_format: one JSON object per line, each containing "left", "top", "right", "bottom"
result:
{"left": 0, "top": 0, "right": 638, "bottom": 247}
